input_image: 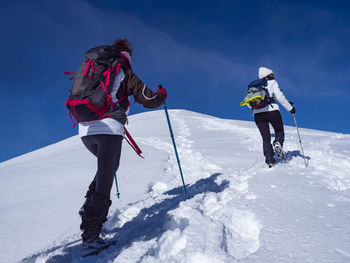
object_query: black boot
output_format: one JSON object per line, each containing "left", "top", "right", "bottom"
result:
{"left": 266, "top": 157, "right": 276, "bottom": 168}
{"left": 79, "top": 188, "right": 94, "bottom": 218}
{"left": 80, "top": 213, "right": 115, "bottom": 257}
{"left": 81, "top": 214, "right": 105, "bottom": 242}
{"left": 79, "top": 180, "right": 96, "bottom": 217}
{"left": 80, "top": 193, "right": 111, "bottom": 235}
{"left": 79, "top": 188, "right": 95, "bottom": 231}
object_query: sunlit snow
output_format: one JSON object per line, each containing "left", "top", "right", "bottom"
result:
{"left": 1, "top": 110, "right": 349, "bottom": 263}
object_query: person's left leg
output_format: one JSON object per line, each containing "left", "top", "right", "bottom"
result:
{"left": 79, "top": 137, "right": 98, "bottom": 217}
{"left": 269, "top": 110, "right": 285, "bottom": 146}
{"left": 94, "top": 135, "right": 123, "bottom": 197}
{"left": 254, "top": 112, "right": 275, "bottom": 164}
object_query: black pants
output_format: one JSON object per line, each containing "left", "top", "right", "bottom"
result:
{"left": 254, "top": 110, "right": 284, "bottom": 163}
{"left": 81, "top": 134, "right": 123, "bottom": 216}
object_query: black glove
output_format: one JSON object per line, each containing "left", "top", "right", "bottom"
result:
{"left": 290, "top": 107, "right": 296, "bottom": 114}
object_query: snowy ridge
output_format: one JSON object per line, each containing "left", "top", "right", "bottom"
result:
{"left": 1, "top": 110, "right": 350, "bottom": 263}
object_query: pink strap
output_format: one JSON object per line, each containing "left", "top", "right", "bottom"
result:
{"left": 252, "top": 99, "right": 265, "bottom": 109}
{"left": 119, "top": 52, "right": 132, "bottom": 69}
{"left": 64, "top": 72, "right": 76, "bottom": 80}
{"left": 115, "top": 63, "right": 121, "bottom": 75}
{"left": 83, "top": 60, "right": 93, "bottom": 76}
{"left": 113, "top": 95, "right": 128, "bottom": 107}
{"left": 124, "top": 127, "right": 144, "bottom": 158}
{"left": 107, "top": 95, "right": 113, "bottom": 118}
{"left": 100, "top": 80, "right": 109, "bottom": 95}
{"left": 103, "top": 69, "right": 111, "bottom": 86}
{"left": 73, "top": 105, "right": 81, "bottom": 122}
{"left": 68, "top": 109, "right": 78, "bottom": 127}
{"left": 65, "top": 99, "right": 78, "bottom": 127}
{"left": 102, "top": 61, "right": 122, "bottom": 87}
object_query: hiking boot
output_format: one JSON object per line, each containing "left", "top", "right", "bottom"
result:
{"left": 80, "top": 213, "right": 116, "bottom": 257}
{"left": 80, "top": 192, "right": 111, "bottom": 230}
{"left": 80, "top": 203, "right": 110, "bottom": 231}
{"left": 81, "top": 214, "right": 105, "bottom": 242}
{"left": 266, "top": 157, "right": 276, "bottom": 168}
{"left": 82, "top": 236, "right": 112, "bottom": 249}
{"left": 273, "top": 141, "right": 285, "bottom": 159}
{"left": 79, "top": 191, "right": 111, "bottom": 230}
{"left": 79, "top": 196, "right": 93, "bottom": 230}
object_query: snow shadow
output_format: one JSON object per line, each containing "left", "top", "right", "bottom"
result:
{"left": 21, "top": 173, "right": 229, "bottom": 263}
{"left": 20, "top": 239, "right": 82, "bottom": 263}
{"left": 277, "top": 150, "right": 311, "bottom": 164}
{"left": 102, "top": 173, "right": 229, "bottom": 260}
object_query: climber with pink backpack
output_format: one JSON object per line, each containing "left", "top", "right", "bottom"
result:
{"left": 65, "top": 38, "right": 167, "bottom": 256}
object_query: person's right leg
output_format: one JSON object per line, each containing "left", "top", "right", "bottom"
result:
{"left": 80, "top": 134, "right": 123, "bottom": 242}
{"left": 254, "top": 112, "right": 275, "bottom": 164}
{"left": 81, "top": 134, "right": 123, "bottom": 206}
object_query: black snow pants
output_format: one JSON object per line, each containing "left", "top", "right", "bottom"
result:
{"left": 254, "top": 110, "right": 284, "bottom": 163}
{"left": 81, "top": 134, "right": 123, "bottom": 217}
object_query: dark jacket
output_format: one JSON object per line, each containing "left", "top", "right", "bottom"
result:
{"left": 105, "top": 62, "right": 166, "bottom": 124}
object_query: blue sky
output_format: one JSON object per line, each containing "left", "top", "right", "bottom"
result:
{"left": 1, "top": 0, "right": 350, "bottom": 162}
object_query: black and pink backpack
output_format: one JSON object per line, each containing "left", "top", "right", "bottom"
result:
{"left": 65, "top": 45, "right": 130, "bottom": 127}
{"left": 64, "top": 46, "right": 143, "bottom": 158}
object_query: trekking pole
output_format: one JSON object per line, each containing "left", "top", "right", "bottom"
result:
{"left": 114, "top": 173, "right": 120, "bottom": 199}
{"left": 292, "top": 114, "right": 308, "bottom": 167}
{"left": 163, "top": 102, "right": 189, "bottom": 199}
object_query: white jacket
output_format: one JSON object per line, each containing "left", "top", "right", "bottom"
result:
{"left": 253, "top": 79, "right": 293, "bottom": 115}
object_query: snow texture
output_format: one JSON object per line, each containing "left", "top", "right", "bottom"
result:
{"left": 0, "top": 110, "right": 349, "bottom": 263}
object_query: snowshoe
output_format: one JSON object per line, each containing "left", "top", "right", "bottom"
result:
{"left": 80, "top": 237, "right": 116, "bottom": 257}
{"left": 273, "top": 141, "right": 285, "bottom": 159}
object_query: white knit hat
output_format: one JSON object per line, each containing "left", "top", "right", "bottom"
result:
{"left": 259, "top": 67, "right": 273, "bottom": 79}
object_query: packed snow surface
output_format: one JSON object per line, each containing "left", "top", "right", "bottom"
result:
{"left": 0, "top": 110, "right": 349, "bottom": 263}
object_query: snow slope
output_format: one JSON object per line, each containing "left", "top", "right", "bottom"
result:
{"left": 1, "top": 110, "right": 350, "bottom": 263}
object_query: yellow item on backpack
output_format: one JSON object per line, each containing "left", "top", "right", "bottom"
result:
{"left": 240, "top": 95, "right": 264, "bottom": 107}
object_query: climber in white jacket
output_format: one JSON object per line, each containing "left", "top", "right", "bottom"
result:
{"left": 253, "top": 67, "right": 295, "bottom": 167}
